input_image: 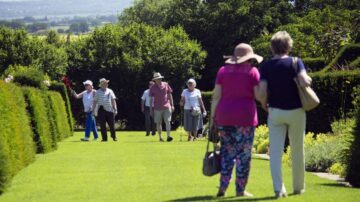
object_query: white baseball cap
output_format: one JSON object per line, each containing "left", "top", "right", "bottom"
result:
{"left": 83, "top": 80, "right": 93, "bottom": 86}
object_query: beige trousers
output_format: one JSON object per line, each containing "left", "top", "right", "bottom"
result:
{"left": 268, "top": 107, "right": 306, "bottom": 193}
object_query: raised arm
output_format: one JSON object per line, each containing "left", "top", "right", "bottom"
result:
{"left": 70, "top": 89, "right": 84, "bottom": 99}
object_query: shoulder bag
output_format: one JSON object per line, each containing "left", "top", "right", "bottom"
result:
{"left": 292, "top": 57, "right": 320, "bottom": 111}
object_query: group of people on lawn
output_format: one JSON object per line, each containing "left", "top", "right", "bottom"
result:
{"left": 72, "top": 31, "right": 311, "bottom": 199}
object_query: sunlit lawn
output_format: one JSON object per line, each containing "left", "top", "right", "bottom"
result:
{"left": 0, "top": 131, "right": 359, "bottom": 202}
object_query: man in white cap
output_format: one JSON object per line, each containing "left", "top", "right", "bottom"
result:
{"left": 92, "top": 78, "right": 118, "bottom": 141}
{"left": 71, "top": 80, "right": 98, "bottom": 141}
{"left": 149, "top": 72, "right": 174, "bottom": 142}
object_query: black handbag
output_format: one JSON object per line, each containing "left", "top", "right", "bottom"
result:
{"left": 202, "top": 137, "right": 221, "bottom": 176}
{"left": 208, "top": 118, "right": 220, "bottom": 143}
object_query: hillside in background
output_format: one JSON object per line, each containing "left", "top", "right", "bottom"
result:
{"left": 0, "top": 0, "right": 133, "bottom": 19}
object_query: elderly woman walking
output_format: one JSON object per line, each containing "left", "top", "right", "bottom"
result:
{"left": 210, "top": 43, "right": 263, "bottom": 197}
{"left": 71, "top": 80, "right": 98, "bottom": 141}
{"left": 179, "top": 78, "right": 206, "bottom": 141}
{"left": 256, "top": 31, "right": 311, "bottom": 198}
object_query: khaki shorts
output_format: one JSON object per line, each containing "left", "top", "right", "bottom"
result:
{"left": 154, "top": 108, "right": 172, "bottom": 124}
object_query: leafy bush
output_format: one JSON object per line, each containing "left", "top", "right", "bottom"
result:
{"left": 47, "top": 91, "right": 72, "bottom": 140}
{"left": 0, "top": 81, "right": 35, "bottom": 193}
{"left": 49, "top": 82, "right": 74, "bottom": 132}
{"left": 6, "top": 65, "right": 48, "bottom": 90}
{"left": 322, "top": 43, "right": 360, "bottom": 72}
{"left": 22, "top": 87, "right": 55, "bottom": 153}
{"left": 67, "top": 23, "right": 206, "bottom": 129}
{"left": 309, "top": 70, "right": 360, "bottom": 133}
{"left": 346, "top": 94, "right": 360, "bottom": 187}
{"left": 254, "top": 125, "right": 269, "bottom": 154}
{"left": 349, "top": 56, "right": 360, "bottom": 69}
{"left": 302, "top": 57, "right": 326, "bottom": 72}
{"left": 329, "top": 163, "right": 346, "bottom": 177}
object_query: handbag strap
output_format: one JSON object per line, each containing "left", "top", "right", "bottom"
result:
{"left": 292, "top": 57, "right": 299, "bottom": 74}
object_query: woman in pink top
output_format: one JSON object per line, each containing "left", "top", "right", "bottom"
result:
{"left": 210, "top": 43, "right": 263, "bottom": 197}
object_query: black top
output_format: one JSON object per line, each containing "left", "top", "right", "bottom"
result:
{"left": 259, "top": 57, "right": 306, "bottom": 110}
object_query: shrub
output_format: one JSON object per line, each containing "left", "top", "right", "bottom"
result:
{"left": 329, "top": 163, "right": 346, "bottom": 177}
{"left": 322, "top": 43, "right": 360, "bottom": 72}
{"left": 308, "top": 70, "right": 360, "bottom": 133}
{"left": 346, "top": 94, "right": 360, "bottom": 187}
{"left": 49, "top": 82, "right": 74, "bottom": 132}
{"left": 7, "top": 65, "right": 48, "bottom": 90}
{"left": 47, "top": 91, "right": 72, "bottom": 140}
{"left": 254, "top": 125, "right": 269, "bottom": 154}
{"left": 349, "top": 56, "right": 360, "bottom": 69}
{"left": 302, "top": 57, "right": 326, "bottom": 72}
{"left": 22, "top": 87, "right": 55, "bottom": 153}
{"left": 0, "top": 81, "right": 36, "bottom": 193}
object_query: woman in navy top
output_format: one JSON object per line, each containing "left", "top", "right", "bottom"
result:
{"left": 256, "top": 31, "right": 311, "bottom": 198}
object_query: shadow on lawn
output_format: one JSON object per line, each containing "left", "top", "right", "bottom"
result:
{"left": 167, "top": 195, "right": 276, "bottom": 201}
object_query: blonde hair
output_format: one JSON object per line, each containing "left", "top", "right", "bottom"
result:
{"left": 271, "top": 31, "right": 293, "bottom": 55}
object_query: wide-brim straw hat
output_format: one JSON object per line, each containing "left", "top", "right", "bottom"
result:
{"left": 224, "top": 43, "right": 263, "bottom": 64}
{"left": 98, "top": 78, "right": 109, "bottom": 87}
{"left": 152, "top": 72, "right": 164, "bottom": 80}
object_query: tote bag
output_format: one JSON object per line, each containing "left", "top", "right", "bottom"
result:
{"left": 292, "top": 57, "right": 320, "bottom": 111}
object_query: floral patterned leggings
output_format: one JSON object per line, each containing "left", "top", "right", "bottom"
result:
{"left": 218, "top": 126, "right": 255, "bottom": 194}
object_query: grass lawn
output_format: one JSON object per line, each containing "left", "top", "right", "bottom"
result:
{"left": 0, "top": 131, "right": 359, "bottom": 202}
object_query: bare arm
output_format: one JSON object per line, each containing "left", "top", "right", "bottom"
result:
{"left": 179, "top": 96, "right": 185, "bottom": 107}
{"left": 210, "top": 84, "right": 221, "bottom": 119}
{"left": 141, "top": 100, "right": 145, "bottom": 113}
{"left": 71, "top": 90, "right": 84, "bottom": 99}
{"left": 149, "top": 97, "right": 154, "bottom": 115}
{"left": 199, "top": 97, "right": 206, "bottom": 112}
{"left": 254, "top": 81, "right": 268, "bottom": 111}
{"left": 169, "top": 93, "right": 175, "bottom": 112}
{"left": 112, "top": 98, "right": 117, "bottom": 114}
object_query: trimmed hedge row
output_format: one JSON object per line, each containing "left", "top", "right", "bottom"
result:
{"left": 0, "top": 82, "right": 72, "bottom": 193}
{"left": 346, "top": 93, "right": 360, "bottom": 187}
{"left": 202, "top": 70, "right": 360, "bottom": 133}
{"left": 322, "top": 43, "right": 360, "bottom": 72}
{"left": 49, "top": 82, "right": 74, "bottom": 132}
{"left": 0, "top": 81, "right": 36, "bottom": 193}
{"left": 22, "top": 87, "right": 55, "bottom": 153}
{"left": 302, "top": 57, "right": 326, "bottom": 72}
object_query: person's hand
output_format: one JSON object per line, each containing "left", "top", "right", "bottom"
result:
{"left": 202, "top": 111, "right": 207, "bottom": 117}
{"left": 171, "top": 106, "right": 175, "bottom": 113}
{"left": 261, "top": 103, "right": 269, "bottom": 112}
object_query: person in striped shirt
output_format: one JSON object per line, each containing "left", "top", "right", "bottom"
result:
{"left": 93, "top": 78, "right": 118, "bottom": 142}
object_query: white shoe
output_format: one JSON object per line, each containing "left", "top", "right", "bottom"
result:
{"left": 81, "top": 137, "right": 89, "bottom": 141}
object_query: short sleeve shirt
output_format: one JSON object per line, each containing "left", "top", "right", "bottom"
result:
{"left": 141, "top": 89, "right": 154, "bottom": 107}
{"left": 94, "top": 88, "right": 116, "bottom": 112}
{"left": 181, "top": 88, "right": 201, "bottom": 110}
{"left": 149, "top": 82, "right": 173, "bottom": 110}
{"left": 215, "top": 63, "right": 260, "bottom": 126}
{"left": 260, "top": 57, "right": 305, "bottom": 109}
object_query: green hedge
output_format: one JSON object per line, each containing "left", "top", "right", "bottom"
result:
{"left": 0, "top": 81, "right": 36, "bottom": 193}
{"left": 322, "top": 43, "right": 360, "bottom": 72}
{"left": 22, "top": 87, "right": 55, "bottom": 153}
{"left": 346, "top": 94, "right": 360, "bottom": 187}
{"left": 10, "top": 66, "right": 48, "bottom": 90}
{"left": 309, "top": 70, "right": 360, "bottom": 132}
{"left": 47, "top": 91, "right": 72, "bottom": 140}
{"left": 49, "top": 82, "right": 74, "bottom": 132}
{"left": 349, "top": 56, "right": 360, "bottom": 68}
{"left": 302, "top": 57, "right": 326, "bottom": 72}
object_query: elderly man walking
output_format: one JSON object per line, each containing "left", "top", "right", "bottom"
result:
{"left": 93, "top": 78, "right": 118, "bottom": 142}
{"left": 149, "top": 72, "right": 174, "bottom": 142}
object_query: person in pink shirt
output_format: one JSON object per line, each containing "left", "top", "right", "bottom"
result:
{"left": 210, "top": 43, "right": 263, "bottom": 197}
{"left": 149, "top": 72, "right": 174, "bottom": 142}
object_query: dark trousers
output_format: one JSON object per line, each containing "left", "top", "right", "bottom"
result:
{"left": 97, "top": 106, "right": 116, "bottom": 140}
{"left": 144, "top": 106, "right": 156, "bottom": 135}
